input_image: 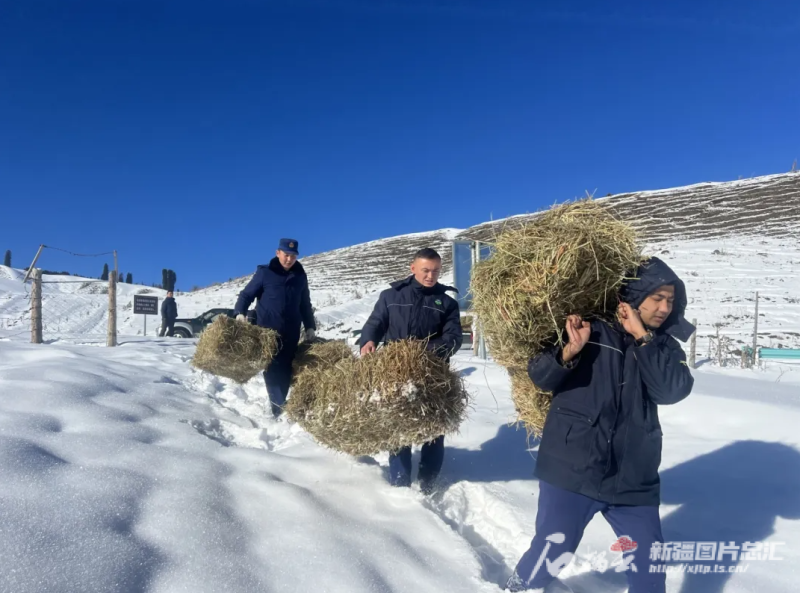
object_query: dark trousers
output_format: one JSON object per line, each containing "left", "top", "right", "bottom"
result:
{"left": 263, "top": 339, "right": 296, "bottom": 417}
{"left": 159, "top": 319, "right": 174, "bottom": 337}
{"left": 389, "top": 435, "right": 445, "bottom": 490}
{"left": 508, "top": 481, "right": 666, "bottom": 593}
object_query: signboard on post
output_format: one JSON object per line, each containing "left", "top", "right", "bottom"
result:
{"left": 134, "top": 295, "right": 159, "bottom": 335}
{"left": 134, "top": 295, "right": 158, "bottom": 315}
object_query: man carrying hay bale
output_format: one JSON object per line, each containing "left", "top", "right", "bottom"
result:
{"left": 359, "top": 247, "right": 463, "bottom": 493}
{"left": 505, "top": 257, "right": 695, "bottom": 593}
{"left": 234, "top": 238, "right": 316, "bottom": 418}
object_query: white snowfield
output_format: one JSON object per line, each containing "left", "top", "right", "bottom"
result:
{"left": 1, "top": 337, "right": 799, "bottom": 593}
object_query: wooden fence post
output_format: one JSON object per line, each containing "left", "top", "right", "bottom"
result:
{"left": 23, "top": 245, "right": 45, "bottom": 284}
{"left": 31, "top": 269, "right": 43, "bottom": 344}
{"left": 108, "top": 270, "right": 117, "bottom": 347}
{"left": 688, "top": 318, "right": 697, "bottom": 368}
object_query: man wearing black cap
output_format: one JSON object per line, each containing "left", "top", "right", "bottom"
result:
{"left": 505, "top": 257, "right": 695, "bottom": 593}
{"left": 234, "top": 238, "right": 316, "bottom": 418}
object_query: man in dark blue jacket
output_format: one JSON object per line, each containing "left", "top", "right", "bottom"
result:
{"left": 234, "top": 238, "right": 316, "bottom": 418}
{"left": 506, "top": 257, "right": 695, "bottom": 593}
{"left": 159, "top": 291, "right": 178, "bottom": 337}
{"left": 359, "top": 248, "right": 463, "bottom": 493}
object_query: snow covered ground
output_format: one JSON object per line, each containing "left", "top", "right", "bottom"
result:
{"left": 1, "top": 336, "right": 799, "bottom": 593}
{"left": 2, "top": 172, "right": 799, "bottom": 591}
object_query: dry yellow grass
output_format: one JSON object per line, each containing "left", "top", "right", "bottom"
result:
{"left": 469, "top": 199, "right": 641, "bottom": 435}
{"left": 191, "top": 315, "right": 279, "bottom": 383}
{"left": 286, "top": 339, "right": 470, "bottom": 456}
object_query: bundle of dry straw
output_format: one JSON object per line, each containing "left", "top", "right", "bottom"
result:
{"left": 469, "top": 199, "right": 641, "bottom": 434}
{"left": 191, "top": 315, "right": 279, "bottom": 383}
{"left": 285, "top": 339, "right": 469, "bottom": 456}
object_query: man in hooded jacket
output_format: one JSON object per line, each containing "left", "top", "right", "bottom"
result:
{"left": 505, "top": 257, "right": 695, "bottom": 593}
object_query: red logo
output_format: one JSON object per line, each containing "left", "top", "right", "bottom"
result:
{"left": 610, "top": 536, "right": 638, "bottom": 552}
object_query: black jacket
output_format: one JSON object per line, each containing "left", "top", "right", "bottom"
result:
{"left": 530, "top": 257, "right": 694, "bottom": 506}
{"left": 359, "top": 276, "right": 463, "bottom": 360}
{"left": 234, "top": 258, "right": 315, "bottom": 339}
{"left": 161, "top": 297, "right": 177, "bottom": 322}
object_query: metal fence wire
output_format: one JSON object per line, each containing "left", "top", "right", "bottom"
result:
{"left": 0, "top": 291, "right": 31, "bottom": 338}
{"left": 38, "top": 278, "right": 111, "bottom": 342}
{"left": 0, "top": 244, "right": 119, "bottom": 343}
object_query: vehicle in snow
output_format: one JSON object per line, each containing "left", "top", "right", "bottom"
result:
{"left": 160, "top": 308, "right": 255, "bottom": 338}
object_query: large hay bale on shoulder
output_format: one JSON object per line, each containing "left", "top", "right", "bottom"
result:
{"left": 285, "top": 339, "right": 470, "bottom": 456}
{"left": 470, "top": 199, "right": 641, "bottom": 435}
{"left": 191, "top": 315, "right": 279, "bottom": 383}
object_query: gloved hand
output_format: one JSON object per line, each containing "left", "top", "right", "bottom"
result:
{"left": 305, "top": 328, "right": 316, "bottom": 341}
{"left": 236, "top": 314, "right": 246, "bottom": 323}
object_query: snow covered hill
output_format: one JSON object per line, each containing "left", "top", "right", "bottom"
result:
{"left": 2, "top": 172, "right": 800, "bottom": 356}
{"left": 461, "top": 171, "right": 800, "bottom": 243}
{"left": 0, "top": 269, "right": 174, "bottom": 340}
{"left": 184, "top": 172, "right": 800, "bottom": 356}
{"left": 192, "top": 228, "right": 461, "bottom": 311}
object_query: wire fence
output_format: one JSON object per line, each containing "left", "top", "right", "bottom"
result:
{"left": 38, "top": 278, "right": 111, "bottom": 342}
{"left": 0, "top": 244, "right": 119, "bottom": 344}
{"left": 0, "top": 290, "right": 31, "bottom": 339}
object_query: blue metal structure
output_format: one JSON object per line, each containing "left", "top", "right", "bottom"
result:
{"left": 452, "top": 240, "right": 493, "bottom": 311}
{"left": 759, "top": 348, "right": 800, "bottom": 360}
{"left": 452, "top": 240, "right": 494, "bottom": 359}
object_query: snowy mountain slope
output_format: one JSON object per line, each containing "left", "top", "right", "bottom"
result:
{"left": 183, "top": 172, "right": 800, "bottom": 346}
{"left": 644, "top": 236, "right": 800, "bottom": 356}
{"left": 192, "top": 228, "right": 462, "bottom": 313}
{"left": 148, "top": 234, "right": 800, "bottom": 359}
{"left": 0, "top": 268, "right": 172, "bottom": 339}
{"left": 460, "top": 171, "right": 800, "bottom": 243}
{"left": 2, "top": 172, "right": 799, "bottom": 351}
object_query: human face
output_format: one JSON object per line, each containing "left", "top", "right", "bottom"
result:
{"left": 637, "top": 284, "right": 675, "bottom": 328}
{"left": 276, "top": 249, "right": 297, "bottom": 270}
{"left": 410, "top": 257, "right": 442, "bottom": 288}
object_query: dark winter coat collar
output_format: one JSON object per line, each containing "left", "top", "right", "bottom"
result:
{"left": 618, "top": 257, "right": 694, "bottom": 342}
{"left": 266, "top": 257, "right": 307, "bottom": 277}
{"left": 390, "top": 275, "right": 458, "bottom": 296}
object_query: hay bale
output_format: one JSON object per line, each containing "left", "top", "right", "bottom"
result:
{"left": 285, "top": 339, "right": 470, "bottom": 456}
{"left": 191, "top": 315, "right": 279, "bottom": 383}
{"left": 470, "top": 199, "right": 641, "bottom": 435}
{"left": 292, "top": 337, "right": 354, "bottom": 374}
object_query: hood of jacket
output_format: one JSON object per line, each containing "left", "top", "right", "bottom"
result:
{"left": 618, "top": 256, "right": 695, "bottom": 342}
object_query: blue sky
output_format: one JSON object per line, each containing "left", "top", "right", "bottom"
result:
{"left": 2, "top": 0, "right": 798, "bottom": 289}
